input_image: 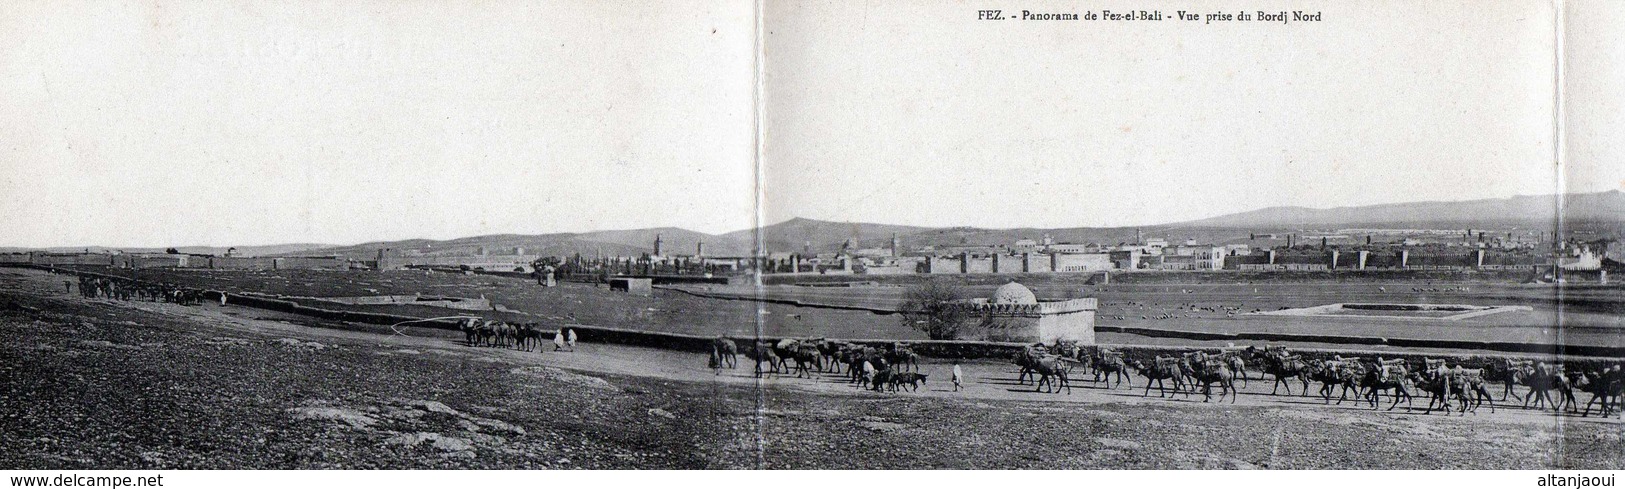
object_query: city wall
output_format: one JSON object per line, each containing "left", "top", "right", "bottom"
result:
{"left": 1225, "top": 249, "right": 1545, "bottom": 271}
{"left": 921, "top": 253, "right": 1112, "bottom": 274}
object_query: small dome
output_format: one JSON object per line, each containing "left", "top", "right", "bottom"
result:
{"left": 989, "top": 282, "right": 1038, "bottom": 304}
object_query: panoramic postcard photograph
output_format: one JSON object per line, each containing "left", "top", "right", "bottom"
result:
{"left": 2, "top": 0, "right": 1623, "bottom": 480}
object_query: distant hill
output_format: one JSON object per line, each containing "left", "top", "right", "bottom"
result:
{"left": 12, "top": 191, "right": 1619, "bottom": 259}
{"left": 576, "top": 227, "right": 753, "bottom": 257}
{"left": 291, "top": 219, "right": 927, "bottom": 260}
{"left": 720, "top": 217, "right": 929, "bottom": 254}
{"left": 1179, "top": 190, "right": 1624, "bottom": 229}
{"left": 887, "top": 226, "right": 1191, "bottom": 249}
{"left": 287, "top": 234, "right": 648, "bottom": 261}
{"left": 772, "top": 191, "right": 1624, "bottom": 250}
{"left": 177, "top": 244, "right": 342, "bottom": 257}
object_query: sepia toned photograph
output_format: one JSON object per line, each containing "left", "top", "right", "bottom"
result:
{"left": 1, "top": 0, "right": 1622, "bottom": 478}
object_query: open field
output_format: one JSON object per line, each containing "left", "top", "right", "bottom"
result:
{"left": 48, "top": 267, "right": 919, "bottom": 340}
{"left": 2, "top": 268, "right": 1622, "bottom": 469}
{"left": 673, "top": 282, "right": 1625, "bottom": 349}
{"left": 41, "top": 266, "right": 1625, "bottom": 354}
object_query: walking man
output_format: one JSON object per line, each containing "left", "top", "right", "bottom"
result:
{"left": 952, "top": 361, "right": 964, "bottom": 392}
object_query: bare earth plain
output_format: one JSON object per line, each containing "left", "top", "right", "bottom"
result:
{"left": 56, "top": 267, "right": 1625, "bottom": 353}
{"left": 1, "top": 268, "right": 1622, "bottom": 469}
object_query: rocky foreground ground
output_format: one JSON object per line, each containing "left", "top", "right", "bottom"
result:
{"left": 1, "top": 271, "right": 1621, "bottom": 469}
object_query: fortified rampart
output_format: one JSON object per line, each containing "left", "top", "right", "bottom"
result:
{"left": 1223, "top": 249, "right": 1548, "bottom": 271}
{"left": 920, "top": 252, "right": 1112, "bottom": 275}
{"left": 399, "top": 254, "right": 538, "bottom": 272}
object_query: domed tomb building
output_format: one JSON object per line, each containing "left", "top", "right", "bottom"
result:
{"left": 960, "top": 282, "right": 1097, "bottom": 344}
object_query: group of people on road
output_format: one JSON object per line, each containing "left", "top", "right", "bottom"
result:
{"left": 457, "top": 317, "right": 578, "bottom": 353}
{"left": 67, "top": 272, "right": 206, "bottom": 306}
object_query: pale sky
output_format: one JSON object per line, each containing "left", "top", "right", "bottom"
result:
{"left": 2, "top": 0, "right": 1616, "bottom": 248}
{"left": 1566, "top": 0, "right": 1625, "bottom": 195}
{"left": 764, "top": 0, "right": 1581, "bottom": 228}
{"left": 1, "top": 0, "right": 758, "bottom": 247}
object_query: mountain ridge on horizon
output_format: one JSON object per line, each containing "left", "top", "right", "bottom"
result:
{"left": 5, "top": 190, "right": 1620, "bottom": 258}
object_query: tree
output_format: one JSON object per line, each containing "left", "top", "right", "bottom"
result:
{"left": 898, "top": 279, "right": 970, "bottom": 340}
{"left": 532, "top": 256, "right": 563, "bottom": 270}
